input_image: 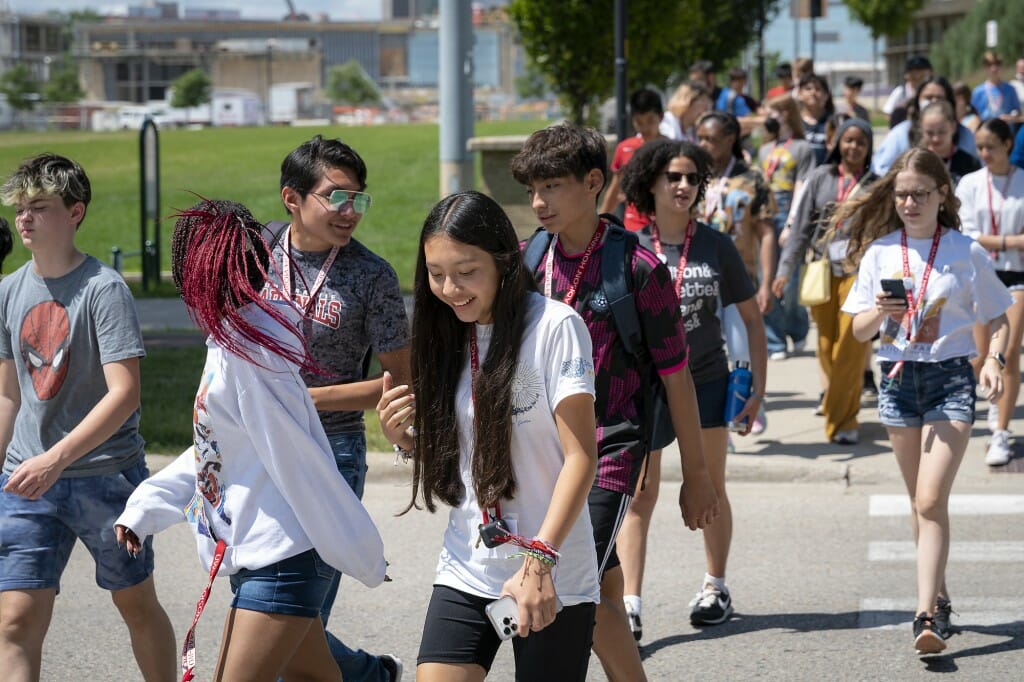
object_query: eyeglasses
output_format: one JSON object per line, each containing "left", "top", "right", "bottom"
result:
{"left": 893, "top": 188, "right": 936, "bottom": 204}
{"left": 664, "top": 171, "right": 703, "bottom": 186}
{"left": 310, "top": 189, "right": 372, "bottom": 215}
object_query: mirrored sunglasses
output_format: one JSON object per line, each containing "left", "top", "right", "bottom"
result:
{"left": 313, "top": 189, "right": 372, "bottom": 214}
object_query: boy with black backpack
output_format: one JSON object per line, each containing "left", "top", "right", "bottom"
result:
{"left": 512, "top": 123, "right": 718, "bottom": 680}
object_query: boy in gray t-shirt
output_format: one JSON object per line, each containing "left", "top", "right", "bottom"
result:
{"left": 0, "top": 154, "right": 175, "bottom": 680}
{"left": 267, "top": 136, "right": 409, "bottom": 681}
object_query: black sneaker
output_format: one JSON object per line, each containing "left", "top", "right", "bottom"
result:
{"left": 933, "top": 597, "right": 955, "bottom": 639}
{"left": 380, "top": 654, "right": 404, "bottom": 682}
{"left": 912, "top": 613, "right": 946, "bottom": 654}
{"left": 689, "top": 584, "right": 733, "bottom": 626}
{"left": 863, "top": 370, "right": 878, "bottom": 397}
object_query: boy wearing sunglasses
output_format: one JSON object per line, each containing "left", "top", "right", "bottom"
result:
{"left": 271, "top": 135, "right": 409, "bottom": 682}
{"left": 512, "top": 123, "right": 718, "bottom": 681}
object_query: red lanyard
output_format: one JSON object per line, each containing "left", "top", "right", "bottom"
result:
{"left": 763, "top": 138, "right": 793, "bottom": 181}
{"left": 900, "top": 226, "right": 943, "bottom": 337}
{"left": 281, "top": 226, "right": 340, "bottom": 316}
{"left": 469, "top": 326, "right": 502, "bottom": 524}
{"left": 887, "top": 226, "right": 942, "bottom": 380}
{"left": 180, "top": 539, "right": 227, "bottom": 682}
{"left": 650, "top": 220, "right": 695, "bottom": 296}
{"left": 836, "top": 166, "right": 863, "bottom": 203}
{"left": 987, "top": 168, "right": 1015, "bottom": 237}
{"left": 543, "top": 220, "right": 607, "bottom": 307}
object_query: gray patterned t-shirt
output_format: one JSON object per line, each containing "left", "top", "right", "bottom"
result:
{"left": 264, "top": 236, "right": 409, "bottom": 434}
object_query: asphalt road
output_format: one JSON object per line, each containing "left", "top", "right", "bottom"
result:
{"left": 35, "top": 301, "right": 1021, "bottom": 680}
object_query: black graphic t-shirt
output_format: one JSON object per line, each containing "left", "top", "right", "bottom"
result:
{"left": 639, "top": 222, "right": 756, "bottom": 384}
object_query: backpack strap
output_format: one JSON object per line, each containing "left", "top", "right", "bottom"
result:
{"left": 262, "top": 220, "right": 290, "bottom": 251}
{"left": 522, "top": 226, "right": 553, "bottom": 274}
{"left": 600, "top": 221, "right": 646, "bottom": 361}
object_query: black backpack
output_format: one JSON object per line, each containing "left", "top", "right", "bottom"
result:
{"left": 522, "top": 216, "right": 674, "bottom": 473}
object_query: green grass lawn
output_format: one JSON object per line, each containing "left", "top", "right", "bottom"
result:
{"left": 58, "top": 119, "right": 554, "bottom": 452}
{"left": 0, "top": 119, "right": 547, "bottom": 289}
{"left": 141, "top": 344, "right": 393, "bottom": 454}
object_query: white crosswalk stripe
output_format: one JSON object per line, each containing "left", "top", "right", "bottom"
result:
{"left": 868, "top": 540, "right": 1024, "bottom": 562}
{"left": 869, "top": 494, "right": 1024, "bottom": 517}
{"left": 858, "top": 598, "right": 1024, "bottom": 630}
{"left": 861, "top": 493, "right": 1024, "bottom": 633}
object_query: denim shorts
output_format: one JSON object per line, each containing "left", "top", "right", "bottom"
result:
{"left": 877, "top": 357, "right": 977, "bottom": 428}
{"left": 327, "top": 431, "right": 367, "bottom": 500}
{"left": 0, "top": 458, "right": 155, "bottom": 593}
{"left": 229, "top": 548, "right": 336, "bottom": 618}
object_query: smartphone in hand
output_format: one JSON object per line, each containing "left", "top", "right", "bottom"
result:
{"left": 880, "top": 278, "right": 908, "bottom": 303}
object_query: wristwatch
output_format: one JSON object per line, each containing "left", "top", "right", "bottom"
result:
{"left": 988, "top": 351, "right": 1007, "bottom": 370}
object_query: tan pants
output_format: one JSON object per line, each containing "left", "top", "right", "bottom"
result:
{"left": 811, "top": 274, "right": 869, "bottom": 440}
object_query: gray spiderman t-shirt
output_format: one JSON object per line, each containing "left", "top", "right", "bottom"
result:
{"left": 264, "top": 236, "right": 409, "bottom": 435}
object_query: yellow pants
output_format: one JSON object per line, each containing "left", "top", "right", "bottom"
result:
{"left": 811, "top": 274, "right": 869, "bottom": 440}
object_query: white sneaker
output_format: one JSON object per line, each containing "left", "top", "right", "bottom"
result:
{"left": 832, "top": 429, "right": 859, "bottom": 445}
{"left": 986, "top": 429, "right": 1012, "bottom": 466}
{"left": 769, "top": 350, "right": 788, "bottom": 361}
{"left": 988, "top": 402, "right": 1000, "bottom": 432}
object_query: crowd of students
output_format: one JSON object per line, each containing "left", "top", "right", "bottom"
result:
{"left": 0, "top": 51, "right": 1021, "bottom": 681}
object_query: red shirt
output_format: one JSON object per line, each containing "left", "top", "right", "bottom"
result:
{"left": 610, "top": 135, "right": 654, "bottom": 231}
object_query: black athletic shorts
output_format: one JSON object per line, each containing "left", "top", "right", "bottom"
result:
{"left": 587, "top": 485, "right": 632, "bottom": 576}
{"left": 417, "top": 585, "right": 596, "bottom": 680}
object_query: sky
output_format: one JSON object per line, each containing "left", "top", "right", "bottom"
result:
{"left": 7, "top": 1, "right": 384, "bottom": 21}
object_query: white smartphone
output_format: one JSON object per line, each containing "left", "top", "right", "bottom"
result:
{"left": 484, "top": 595, "right": 565, "bottom": 640}
{"left": 485, "top": 596, "right": 520, "bottom": 640}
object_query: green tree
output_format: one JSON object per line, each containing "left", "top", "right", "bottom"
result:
{"left": 43, "top": 57, "right": 84, "bottom": 103}
{"left": 0, "top": 64, "right": 40, "bottom": 123}
{"left": 845, "top": 0, "right": 925, "bottom": 40}
{"left": 929, "top": 0, "right": 1024, "bottom": 80}
{"left": 170, "top": 68, "right": 212, "bottom": 110}
{"left": 325, "top": 60, "right": 381, "bottom": 105}
{"left": 508, "top": 0, "right": 780, "bottom": 124}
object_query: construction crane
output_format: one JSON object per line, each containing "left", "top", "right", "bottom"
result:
{"left": 283, "top": 0, "right": 310, "bottom": 21}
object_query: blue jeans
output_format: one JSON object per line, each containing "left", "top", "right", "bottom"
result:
{"left": 765, "top": 192, "right": 809, "bottom": 353}
{"left": 230, "top": 548, "right": 335, "bottom": 618}
{"left": 0, "top": 459, "right": 154, "bottom": 593}
{"left": 877, "top": 358, "right": 976, "bottom": 427}
{"left": 320, "top": 432, "right": 391, "bottom": 682}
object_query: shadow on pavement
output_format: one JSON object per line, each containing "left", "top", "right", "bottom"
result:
{"left": 639, "top": 612, "right": 1024, "bottom": 665}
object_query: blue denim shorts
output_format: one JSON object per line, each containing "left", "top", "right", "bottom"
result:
{"left": 0, "top": 458, "right": 155, "bottom": 593}
{"left": 877, "top": 357, "right": 977, "bottom": 428}
{"left": 229, "top": 548, "right": 336, "bottom": 618}
{"left": 327, "top": 431, "right": 367, "bottom": 500}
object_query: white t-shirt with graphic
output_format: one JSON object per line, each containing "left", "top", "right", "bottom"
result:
{"left": 434, "top": 292, "right": 600, "bottom": 606}
{"left": 842, "top": 229, "right": 1012, "bottom": 362}
{"left": 956, "top": 167, "right": 1024, "bottom": 272}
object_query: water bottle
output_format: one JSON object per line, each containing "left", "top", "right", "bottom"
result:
{"left": 724, "top": 361, "right": 753, "bottom": 432}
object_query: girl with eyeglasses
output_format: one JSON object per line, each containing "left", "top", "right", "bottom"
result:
{"left": 956, "top": 118, "right": 1024, "bottom": 466}
{"left": 773, "top": 118, "right": 879, "bottom": 445}
{"left": 615, "top": 139, "right": 767, "bottom": 630}
{"left": 376, "top": 191, "right": 600, "bottom": 681}
{"left": 874, "top": 76, "right": 979, "bottom": 176}
{"left": 839, "top": 148, "right": 1011, "bottom": 654}
{"left": 115, "top": 199, "right": 388, "bottom": 680}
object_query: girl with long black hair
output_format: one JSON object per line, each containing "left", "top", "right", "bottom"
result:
{"left": 377, "top": 190, "right": 600, "bottom": 681}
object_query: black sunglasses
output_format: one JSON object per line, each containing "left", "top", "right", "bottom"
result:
{"left": 664, "top": 171, "right": 703, "bottom": 186}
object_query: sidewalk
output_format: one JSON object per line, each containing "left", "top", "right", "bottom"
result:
{"left": 136, "top": 297, "right": 1022, "bottom": 488}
